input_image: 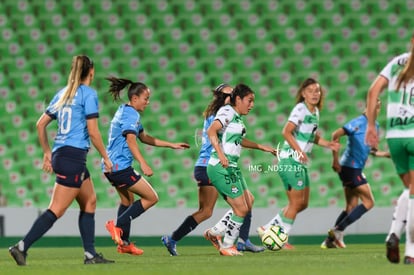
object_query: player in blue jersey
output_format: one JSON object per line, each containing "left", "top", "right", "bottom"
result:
{"left": 9, "top": 55, "right": 114, "bottom": 265}
{"left": 321, "top": 99, "right": 390, "bottom": 249}
{"left": 103, "top": 76, "right": 189, "bottom": 256}
{"left": 162, "top": 84, "right": 265, "bottom": 256}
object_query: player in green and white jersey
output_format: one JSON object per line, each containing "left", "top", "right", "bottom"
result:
{"left": 257, "top": 78, "right": 340, "bottom": 246}
{"left": 206, "top": 83, "right": 277, "bottom": 256}
{"left": 366, "top": 32, "right": 414, "bottom": 264}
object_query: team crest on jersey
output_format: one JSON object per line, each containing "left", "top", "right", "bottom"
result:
{"left": 297, "top": 180, "right": 303, "bottom": 187}
{"left": 231, "top": 185, "right": 239, "bottom": 194}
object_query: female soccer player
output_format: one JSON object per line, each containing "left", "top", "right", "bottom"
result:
{"left": 161, "top": 84, "right": 264, "bottom": 256}
{"left": 258, "top": 78, "right": 340, "bottom": 244}
{"left": 205, "top": 83, "right": 277, "bottom": 256}
{"left": 365, "top": 33, "right": 414, "bottom": 264}
{"left": 321, "top": 99, "right": 390, "bottom": 249}
{"left": 103, "top": 76, "right": 189, "bottom": 255}
{"left": 9, "top": 55, "right": 114, "bottom": 265}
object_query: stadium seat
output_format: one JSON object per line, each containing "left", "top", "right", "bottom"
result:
{"left": 1, "top": 0, "right": 409, "bottom": 209}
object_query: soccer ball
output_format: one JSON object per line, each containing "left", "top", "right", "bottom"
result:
{"left": 261, "top": 225, "right": 288, "bottom": 251}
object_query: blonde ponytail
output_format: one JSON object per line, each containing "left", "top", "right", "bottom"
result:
{"left": 52, "top": 55, "right": 94, "bottom": 111}
{"left": 396, "top": 46, "right": 414, "bottom": 91}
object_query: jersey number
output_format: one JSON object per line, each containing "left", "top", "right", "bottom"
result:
{"left": 59, "top": 107, "right": 72, "bottom": 134}
{"left": 402, "top": 86, "right": 414, "bottom": 106}
{"left": 224, "top": 174, "right": 237, "bottom": 184}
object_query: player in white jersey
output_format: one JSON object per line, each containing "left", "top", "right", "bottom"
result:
{"left": 365, "top": 32, "right": 414, "bottom": 264}
{"left": 206, "top": 84, "right": 277, "bottom": 256}
{"left": 257, "top": 78, "right": 340, "bottom": 245}
{"left": 161, "top": 84, "right": 264, "bottom": 256}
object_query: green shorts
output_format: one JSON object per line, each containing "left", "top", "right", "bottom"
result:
{"left": 387, "top": 138, "right": 414, "bottom": 175}
{"left": 207, "top": 164, "right": 247, "bottom": 199}
{"left": 277, "top": 158, "right": 309, "bottom": 190}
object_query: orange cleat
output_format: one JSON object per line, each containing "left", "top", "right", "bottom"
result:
{"left": 283, "top": 242, "right": 295, "bottom": 250}
{"left": 219, "top": 246, "right": 243, "bottom": 256}
{"left": 204, "top": 229, "right": 222, "bottom": 250}
{"left": 105, "top": 220, "right": 123, "bottom": 245}
{"left": 117, "top": 243, "right": 144, "bottom": 256}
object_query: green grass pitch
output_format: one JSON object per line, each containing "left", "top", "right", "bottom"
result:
{"left": 2, "top": 244, "right": 414, "bottom": 275}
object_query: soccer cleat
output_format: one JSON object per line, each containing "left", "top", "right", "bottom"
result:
{"left": 9, "top": 244, "right": 27, "bottom": 266}
{"left": 219, "top": 246, "right": 243, "bottom": 256}
{"left": 404, "top": 256, "right": 414, "bottom": 264}
{"left": 282, "top": 242, "right": 295, "bottom": 250}
{"left": 256, "top": 226, "right": 266, "bottom": 239}
{"left": 328, "top": 229, "right": 346, "bottom": 248}
{"left": 105, "top": 220, "right": 123, "bottom": 245}
{"left": 204, "top": 229, "right": 222, "bottom": 250}
{"left": 117, "top": 242, "right": 144, "bottom": 255}
{"left": 161, "top": 235, "right": 178, "bottom": 256}
{"left": 386, "top": 233, "right": 400, "bottom": 263}
{"left": 321, "top": 237, "right": 337, "bottom": 249}
{"left": 237, "top": 239, "right": 265, "bottom": 252}
{"left": 84, "top": 253, "right": 115, "bottom": 264}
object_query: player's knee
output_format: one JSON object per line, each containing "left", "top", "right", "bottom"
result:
{"left": 199, "top": 208, "right": 214, "bottom": 220}
{"left": 84, "top": 194, "right": 97, "bottom": 210}
{"left": 365, "top": 199, "right": 374, "bottom": 210}
{"left": 148, "top": 192, "right": 159, "bottom": 207}
{"left": 298, "top": 201, "right": 308, "bottom": 212}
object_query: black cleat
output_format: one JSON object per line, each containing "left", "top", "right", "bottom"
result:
{"left": 9, "top": 244, "right": 27, "bottom": 266}
{"left": 386, "top": 233, "right": 400, "bottom": 263}
{"left": 84, "top": 253, "right": 115, "bottom": 264}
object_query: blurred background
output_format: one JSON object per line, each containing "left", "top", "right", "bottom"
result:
{"left": 0, "top": 0, "right": 411, "bottom": 211}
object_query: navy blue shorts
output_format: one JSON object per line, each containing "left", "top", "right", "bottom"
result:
{"left": 194, "top": 166, "right": 213, "bottom": 187}
{"left": 52, "top": 146, "right": 90, "bottom": 188}
{"left": 338, "top": 166, "right": 367, "bottom": 188}
{"left": 104, "top": 166, "right": 141, "bottom": 189}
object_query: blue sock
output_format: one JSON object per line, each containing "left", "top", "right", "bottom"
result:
{"left": 22, "top": 209, "right": 57, "bottom": 252}
{"left": 337, "top": 204, "right": 368, "bottom": 231}
{"left": 117, "top": 204, "right": 130, "bottom": 242}
{"left": 117, "top": 200, "right": 145, "bottom": 236}
{"left": 239, "top": 211, "right": 252, "bottom": 242}
{"left": 79, "top": 211, "right": 96, "bottom": 256}
{"left": 334, "top": 210, "right": 347, "bottom": 227}
{"left": 171, "top": 215, "right": 198, "bottom": 242}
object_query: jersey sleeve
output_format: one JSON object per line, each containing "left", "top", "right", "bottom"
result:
{"left": 214, "top": 106, "right": 232, "bottom": 127}
{"left": 342, "top": 117, "right": 358, "bottom": 136}
{"left": 121, "top": 107, "right": 140, "bottom": 136}
{"left": 83, "top": 87, "right": 99, "bottom": 119}
{"left": 380, "top": 53, "right": 409, "bottom": 81}
{"left": 45, "top": 89, "right": 63, "bottom": 119}
{"left": 288, "top": 103, "right": 305, "bottom": 126}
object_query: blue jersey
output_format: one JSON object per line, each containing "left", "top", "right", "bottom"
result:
{"left": 46, "top": 84, "right": 99, "bottom": 152}
{"left": 194, "top": 115, "right": 214, "bottom": 167}
{"left": 105, "top": 104, "right": 144, "bottom": 172}
{"left": 340, "top": 114, "right": 379, "bottom": 169}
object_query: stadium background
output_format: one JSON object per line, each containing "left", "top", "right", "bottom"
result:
{"left": 0, "top": 0, "right": 411, "bottom": 213}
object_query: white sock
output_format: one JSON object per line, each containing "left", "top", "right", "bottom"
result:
{"left": 18, "top": 240, "right": 24, "bottom": 251}
{"left": 222, "top": 215, "right": 243, "bottom": 249}
{"left": 210, "top": 209, "right": 233, "bottom": 236}
{"left": 405, "top": 198, "right": 414, "bottom": 257}
{"left": 387, "top": 189, "right": 408, "bottom": 240}
{"left": 262, "top": 213, "right": 281, "bottom": 231}
{"left": 84, "top": 251, "right": 94, "bottom": 259}
{"left": 264, "top": 212, "right": 293, "bottom": 234}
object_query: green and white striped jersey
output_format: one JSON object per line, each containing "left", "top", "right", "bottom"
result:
{"left": 279, "top": 102, "right": 319, "bottom": 162}
{"left": 208, "top": 105, "right": 246, "bottom": 167}
{"left": 380, "top": 52, "right": 414, "bottom": 138}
